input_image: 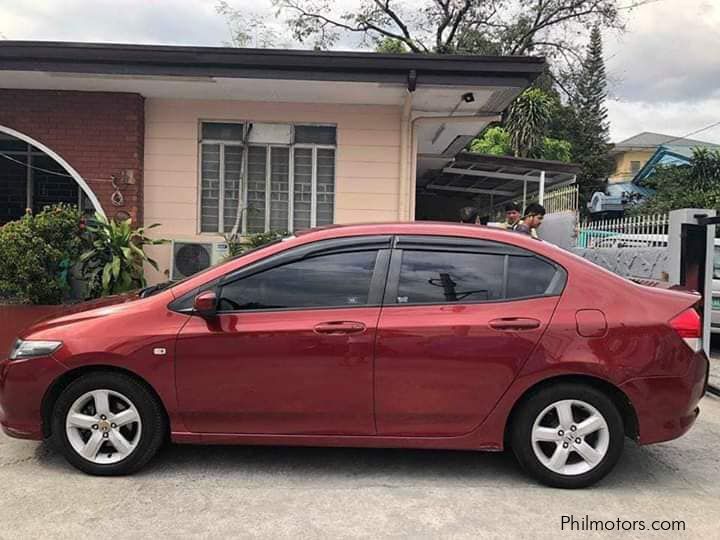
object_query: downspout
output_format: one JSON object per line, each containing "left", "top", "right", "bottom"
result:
{"left": 398, "top": 71, "right": 415, "bottom": 221}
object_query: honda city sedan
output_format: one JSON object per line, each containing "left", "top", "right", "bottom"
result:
{"left": 0, "top": 223, "right": 709, "bottom": 488}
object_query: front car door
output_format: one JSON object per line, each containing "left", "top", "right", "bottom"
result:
{"left": 374, "top": 236, "right": 566, "bottom": 436}
{"left": 174, "top": 236, "right": 391, "bottom": 435}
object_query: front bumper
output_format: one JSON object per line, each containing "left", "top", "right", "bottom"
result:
{"left": 620, "top": 351, "right": 709, "bottom": 445}
{"left": 0, "top": 354, "right": 67, "bottom": 440}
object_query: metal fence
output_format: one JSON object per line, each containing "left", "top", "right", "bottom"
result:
{"left": 491, "top": 183, "right": 579, "bottom": 220}
{"left": 577, "top": 213, "right": 669, "bottom": 248}
{"left": 541, "top": 184, "right": 579, "bottom": 215}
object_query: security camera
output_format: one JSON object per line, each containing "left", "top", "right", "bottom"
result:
{"left": 462, "top": 92, "right": 475, "bottom": 103}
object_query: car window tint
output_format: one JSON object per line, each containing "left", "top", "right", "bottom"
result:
{"left": 397, "top": 251, "right": 504, "bottom": 304}
{"left": 506, "top": 256, "right": 557, "bottom": 299}
{"left": 218, "top": 251, "right": 377, "bottom": 311}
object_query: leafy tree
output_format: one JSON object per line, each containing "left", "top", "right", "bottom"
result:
{"left": 470, "top": 126, "right": 510, "bottom": 155}
{"left": 636, "top": 149, "right": 720, "bottom": 215}
{"left": 470, "top": 126, "right": 571, "bottom": 162}
{"left": 265, "top": 0, "right": 645, "bottom": 77}
{"left": 375, "top": 37, "right": 409, "bottom": 53}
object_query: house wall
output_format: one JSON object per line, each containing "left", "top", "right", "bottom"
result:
{"left": 0, "top": 89, "right": 145, "bottom": 222}
{"left": 609, "top": 150, "right": 654, "bottom": 183}
{"left": 143, "top": 98, "right": 402, "bottom": 284}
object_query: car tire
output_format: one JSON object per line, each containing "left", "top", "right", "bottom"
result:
{"left": 511, "top": 383, "right": 624, "bottom": 489}
{"left": 51, "top": 372, "right": 166, "bottom": 476}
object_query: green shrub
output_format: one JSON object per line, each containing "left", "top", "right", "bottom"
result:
{"left": 0, "top": 204, "right": 83, "bottom": 304}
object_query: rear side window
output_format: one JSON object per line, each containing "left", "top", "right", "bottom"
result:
{"left": 218, "top": 250, "right": 378, "bottom": 311}
{"left": 397, "top": 251, "right": 505, "bottom": 304}
{"left": 506, "top": 256, "right": 558, "bottom": 299}
{"left": 394, "top": 248, "right": 563, "bottom": 305}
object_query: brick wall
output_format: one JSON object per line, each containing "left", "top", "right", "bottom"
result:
{"left": 0, "top": 89, "right": 145, "bottom": 223}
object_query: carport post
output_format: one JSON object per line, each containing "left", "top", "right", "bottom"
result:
{"left": 538, "top": 170, "right": 545, "bottom": 205}
{"left": 522, "top": 180, "right": 527, "bottom": 211}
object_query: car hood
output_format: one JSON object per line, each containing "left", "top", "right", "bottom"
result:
{"left": 20, "top": 292, "right": 143, "bottom": 337}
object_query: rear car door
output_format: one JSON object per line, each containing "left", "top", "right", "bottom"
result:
{"left": 174, "top": 236, "right": 391, "bottom": 435}
{"left": 374, "top": 236, "right": 566, "bottom": 436}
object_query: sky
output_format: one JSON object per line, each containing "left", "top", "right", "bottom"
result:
{"left": 1, "top": 0, "right": 719, "bottom": 144}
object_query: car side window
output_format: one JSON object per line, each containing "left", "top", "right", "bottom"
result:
{"left": 218, "top": 250, "right": 378, "bottom": 311}
{"left": 506, "top": 256, "right": 558, "bottom": 299}
{"left": 397, "top": 251, "right": 505, "bottom": 304}
{"left": 394, "top": 247, "right": 563, "bottom": 305}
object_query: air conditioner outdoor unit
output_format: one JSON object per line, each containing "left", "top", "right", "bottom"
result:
{"left": 170, "top": 241, "right": 229, "bottom": 281}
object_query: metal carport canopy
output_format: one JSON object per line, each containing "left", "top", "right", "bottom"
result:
{"left": 423, "top": 152, "right": 580, "bottom": 208}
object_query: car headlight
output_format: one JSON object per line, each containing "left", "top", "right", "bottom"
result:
{"left": 9, "top": 339, "right": 63, "bottom": 360}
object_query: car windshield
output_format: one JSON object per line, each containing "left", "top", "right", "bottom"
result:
{"left": 140, "top": 238, "right": 289, "bottom": 297}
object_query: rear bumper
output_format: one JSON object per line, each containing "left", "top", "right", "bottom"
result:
{"left": 0, "top": 355, "right": 66, "bottom": 441}
{"left": 620, "top": 352, "right": 709, "bottom": 445}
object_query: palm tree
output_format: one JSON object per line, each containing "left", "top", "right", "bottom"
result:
{"left": 506, "top": 88, "right": 553, "bottom": 158}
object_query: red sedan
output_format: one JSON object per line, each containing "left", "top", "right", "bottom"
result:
{"left": 0, "top": 223, "right": 709, "bottom": 488}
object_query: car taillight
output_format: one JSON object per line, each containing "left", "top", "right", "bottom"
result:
{"left": 669, "top": 307, "right": 702, "bottom": 352}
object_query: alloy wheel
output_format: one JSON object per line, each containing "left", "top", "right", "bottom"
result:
{"left": 530, "top": 399, "right": 610, "bottom": 476}
{"left": 65, "top": 389, "right": 142, "bottom": 464}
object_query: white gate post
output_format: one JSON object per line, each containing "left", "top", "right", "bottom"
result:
{"left": 668, "top": 208, "right": 716, "bottom": 356}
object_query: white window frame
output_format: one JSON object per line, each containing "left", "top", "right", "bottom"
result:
{"left": 198, "top": 121, "right": 337, "bottom": 235}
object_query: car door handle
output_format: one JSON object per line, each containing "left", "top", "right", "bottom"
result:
{"left": 313, "top": 321, "right": 367, "bottom": 335}
{"left": 489, "top": 318, "right": 541, "bottom": 331}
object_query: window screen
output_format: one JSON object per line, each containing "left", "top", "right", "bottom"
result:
{"left": 218, "top": 250, "right": 378, "bottom": 311}
{"left": 294, "top": 125, "right": 337, "bottom": 145}
{"left": 200, "top": 144, "right": 221, "bottom": 232}
{"left": 269, "top": 147, "right": 290, "bottom": 231}
{"left": 397, "top": 251, "right": 505, "bottom": 304}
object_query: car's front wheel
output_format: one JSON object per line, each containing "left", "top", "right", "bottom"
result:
{"left": 511, "top": 383, "right": 624, "bottom": 488}
{"left": 51, "top": 372, "right": 165, "bottom": 475}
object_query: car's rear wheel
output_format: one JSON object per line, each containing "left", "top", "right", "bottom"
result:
{"left": 511, "top": 383, "right": 624, "bottom": 488}
{"left": 51, "top": 372, "right": 165, "bottom": 475}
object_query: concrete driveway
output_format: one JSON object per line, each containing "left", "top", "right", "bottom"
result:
{"left": 1, "top": 394, "right": 719, "bottom": 539}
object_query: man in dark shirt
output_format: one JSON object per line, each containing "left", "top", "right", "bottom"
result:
{"left": 514, "top": 203, "right": 546, "bottom": 239}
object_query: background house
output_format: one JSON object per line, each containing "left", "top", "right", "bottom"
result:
{"left": 609, "top": 131, "right": 719, "bottom": 183}
{"left": 589, "top": 132, "right": 720, "bottom": 215}
{"left": 0, "top": 41, "right": 544, "bottom": 284}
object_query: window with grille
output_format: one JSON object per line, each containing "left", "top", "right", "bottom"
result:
{"left": 199, "top": 123, "right": 336, "bottom": 234}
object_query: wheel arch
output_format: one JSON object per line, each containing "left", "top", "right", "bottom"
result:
{"left": 41, "top": 364, "right": 170, "bottom": 439}
{"left": 503, "top": 374, "right": 639, "bottom": 447}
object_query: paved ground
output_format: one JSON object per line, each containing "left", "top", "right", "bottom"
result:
{"left": 1, "top": 393, "right": 719, "bottom": 539}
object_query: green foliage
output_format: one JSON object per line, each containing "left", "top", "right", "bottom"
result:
{"left": 636, "top": 149, "right": 720, "bottom": 215}
{"left": 470, "top": 126, "right": 572, "bottom": 163}
{"left": 0, "top": 204, "right": 83, "bottom": 305}
{"left": 223, "top": 230, "right": 290, "bottom": 259}
{"left": 80, "top": 213, "right": 167, "bottom": 298}
{"left": 506, "top": 88, "right": 554, "bottom": 158}
{"left": 539, "top": 137, "right": 573, "bottom": 162}
{"left": 469, "top": 126, "right": 510, "bottom": 156}
{"left": 374, "top": 37, "right": 408, "bottom": 54}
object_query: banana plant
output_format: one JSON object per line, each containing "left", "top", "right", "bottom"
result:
{"left": 80, "top": 213, "right": 167, "bottom": 297}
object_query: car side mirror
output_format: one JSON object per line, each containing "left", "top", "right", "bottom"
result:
{"left": 192, "top": 290, "right": 217, "bottom": 317}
